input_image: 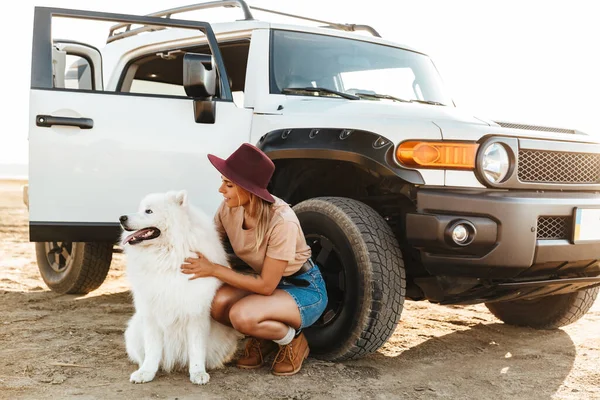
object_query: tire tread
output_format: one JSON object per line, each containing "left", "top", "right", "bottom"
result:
{"left": 294, "top": 197, "right": 406, "bottom": 360}
{"left": 36, "top": 242, "right": 112, "bottom": 294}
{"left": 69, "top": 242, "right": 113, "bottom": 294}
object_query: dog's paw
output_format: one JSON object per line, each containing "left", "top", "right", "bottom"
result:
{"left": 130, "top": 369, "right": 156, "bottom": 384}
{"left": 190, "top": 371, "right": 210, "bottom": 385}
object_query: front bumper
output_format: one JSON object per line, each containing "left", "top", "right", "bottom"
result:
{"left": 406, "top": 189, "right": 600, "bottom": 279}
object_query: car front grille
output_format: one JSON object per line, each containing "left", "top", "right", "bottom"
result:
{"left": 518, "top": 150, "right": 600, "bottom": 184}
{"left": 537, "top": 216, "right": 571, "bottom": 240}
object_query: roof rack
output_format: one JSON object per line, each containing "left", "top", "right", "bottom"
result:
{"left": 107, "top": 0, "right": 380, "bottom": 43}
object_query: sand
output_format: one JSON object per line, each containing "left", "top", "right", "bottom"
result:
{"left": 1, "top": 179, "right": 598, "bottom": 399}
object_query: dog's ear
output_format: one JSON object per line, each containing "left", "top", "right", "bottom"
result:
{"left": 175, "top": 190, "right": 188, "bottom": 207}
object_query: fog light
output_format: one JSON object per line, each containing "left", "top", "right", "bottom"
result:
{"left": 446, "top": 220, "right": 476, "bottom": 246}
{"left": 452, "top": 224, "right": 469, "bottom": 244}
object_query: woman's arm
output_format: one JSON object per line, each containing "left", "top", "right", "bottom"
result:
{"left": 181, "top": 254, "right": 287, "bottom": 296}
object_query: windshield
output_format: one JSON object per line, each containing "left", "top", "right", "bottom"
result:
{"left": 270, "top": 30, "right": 453, "bottom": 106}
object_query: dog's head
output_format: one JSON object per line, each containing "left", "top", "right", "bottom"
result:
{"left": 119, "top": 190, "right": 190, "bottom": 247}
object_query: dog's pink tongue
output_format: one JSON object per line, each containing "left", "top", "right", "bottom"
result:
{"left": 122, "top": 228, "right": 150, "bottom": 245}
{"left": 122, "top": 232, "right": 138, "bottom": 245}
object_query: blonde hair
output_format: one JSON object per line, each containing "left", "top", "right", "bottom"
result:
{"left": 249, "top": 193, "right": 272, "bottom": 252}
{"left": 232, "top": 183, "right": 272, "bottom": 252}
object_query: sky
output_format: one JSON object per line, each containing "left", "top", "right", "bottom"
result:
{"left": 1, "top": 0, "right": 598, "bottom": 167}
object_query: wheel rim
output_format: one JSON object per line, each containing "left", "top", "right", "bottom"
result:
{"left": 306, "top": 234, "right": 346, "bottom": 328}
{"left": 44, "top": 242, "right": 75, "bottom": 273}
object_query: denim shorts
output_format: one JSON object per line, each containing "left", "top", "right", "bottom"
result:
{"left": 277, "top": 265, "right": 328, "bottom": 329}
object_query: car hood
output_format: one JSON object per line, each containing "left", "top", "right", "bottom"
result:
{"left": 269, "top": 97, "right": 597, "bottom": 144}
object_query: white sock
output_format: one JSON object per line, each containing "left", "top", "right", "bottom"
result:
{"left": 274, "top": 326, "right": 295, "bottom": 345}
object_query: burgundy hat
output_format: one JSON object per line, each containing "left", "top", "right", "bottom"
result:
{"left": 207, "top": 143, "right": 276, "bottom": 203}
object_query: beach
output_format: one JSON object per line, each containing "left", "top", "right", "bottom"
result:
{"left": 1, "top": 179, "right": 599, "bottom": 399}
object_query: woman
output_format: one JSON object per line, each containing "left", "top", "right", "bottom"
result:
{"left": 181, "top": 143, "right": 328, "bottom": 376}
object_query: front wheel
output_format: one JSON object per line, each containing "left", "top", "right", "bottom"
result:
{"left": 35, "top": 242, "right": 113, "bottom": 294}
{"left": 293, "top": 197, "right": 406, "bottom": 361}
{"left": 485, "top": 286, "right": 599, "bottom": 329}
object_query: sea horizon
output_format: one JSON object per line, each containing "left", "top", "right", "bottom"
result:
{"left": 0, "top": 163, "right": 28, "bottom": 181}
{"left": 0, "top": 175, "right": 28, "bottom": 180}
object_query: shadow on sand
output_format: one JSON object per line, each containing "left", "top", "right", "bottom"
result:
{"left": 363, "top": 320, "right": 576, "bottom": 399}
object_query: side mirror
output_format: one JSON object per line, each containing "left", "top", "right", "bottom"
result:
{"left": 183, "top": 53, "right": 216, "bottom": 99}
{"left": 183, "top": 53, "right": 217, "bottom": 124}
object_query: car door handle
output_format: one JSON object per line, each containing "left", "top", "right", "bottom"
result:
{"left": 36, "top": 115, "right": 94, "bottom": 129}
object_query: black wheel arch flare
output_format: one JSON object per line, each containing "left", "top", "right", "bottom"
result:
{"left": 257, "top": 128, "right": 425, "bottom": 184}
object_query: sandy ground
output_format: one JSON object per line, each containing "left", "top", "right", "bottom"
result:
{"left": 1, "top": 179, "right": 599, "bottom": 400}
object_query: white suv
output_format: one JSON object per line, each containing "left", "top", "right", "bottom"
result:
{"left": 26, "top": 1, "right": 600, "bottom": 361}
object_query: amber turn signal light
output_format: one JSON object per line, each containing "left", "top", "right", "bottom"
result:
{"left": 396, "top": 141, "right": 479, "bottom": 169}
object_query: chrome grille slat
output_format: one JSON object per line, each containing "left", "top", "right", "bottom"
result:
{"left": 537, "top": 216, "right": 571, "bottom": 240}
{"left": 518, "top": 150, "right": 600, "bottom": 184}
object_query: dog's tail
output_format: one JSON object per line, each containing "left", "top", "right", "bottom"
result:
{"left": 206, "top": 321, "right": 243, "bottom": 369}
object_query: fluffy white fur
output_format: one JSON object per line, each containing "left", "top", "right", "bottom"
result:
{"left": 120, "top": 190, "right": 241, "bottom": 385}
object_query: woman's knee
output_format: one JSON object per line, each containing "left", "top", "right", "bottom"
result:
{"left": 211, "top": 288, "right": 235, "bottom": 322}
{"left": 229, "top": 303, "right": 258, "bottom": 334}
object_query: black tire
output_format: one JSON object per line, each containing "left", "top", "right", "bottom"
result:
{"left": 485, "top": 286, "right": 599, "bottom": 329}
{"left": 35, "top": 242, "right": 113, "bottom": 294}
{"left": 293, "top": 197, "right": 406, "bottom": 361}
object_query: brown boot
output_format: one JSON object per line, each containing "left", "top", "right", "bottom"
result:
{"left": 236, "top": 337, "right": 278, "bottom": 369}
{"left": 271, "top": 332, "right": 310, "bottom": 376}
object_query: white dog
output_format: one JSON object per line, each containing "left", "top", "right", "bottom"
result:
{"left": 120, "top": 190, "right": 241, "bottom": 385}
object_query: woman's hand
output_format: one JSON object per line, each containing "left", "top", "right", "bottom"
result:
{"left": 181, "top": 252, "right": 217, "bottom": 280}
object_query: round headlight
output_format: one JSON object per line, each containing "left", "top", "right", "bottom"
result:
{"left": 482, "top": 143, "right": 510, "bottom": 183}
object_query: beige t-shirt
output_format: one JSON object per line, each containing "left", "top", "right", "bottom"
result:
{"left": 214, "top": 196, "right": 312, "bottom": 276}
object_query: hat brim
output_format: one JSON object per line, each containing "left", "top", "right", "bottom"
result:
{"left": 208, "top": 154, "right": 275, "bottom": 203}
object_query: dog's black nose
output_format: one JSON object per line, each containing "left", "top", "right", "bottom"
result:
{"left": 119, "top": 215, "right": 128, "bottom": 223}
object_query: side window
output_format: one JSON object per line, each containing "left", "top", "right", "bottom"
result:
{"left": 130, "top": 80, "right": 187, "bottom": 96}
{"left": 52, "top": 47, "right": 93, "bottom": 90}
{"left": 121, "top": 40, "right": 250, "bottom": 99}
{"left": 64, "top": 55, "right": 93, "bottom": 90}
{"left": 218, "top": 41, "right": 250, "bottom": 93}
{"left": 37, "top": 13, "right": 228, "bottom": 94}
{"left": 122, "top": 51, "right": 188, "bottom": 96}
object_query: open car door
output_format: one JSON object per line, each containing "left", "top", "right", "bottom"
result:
{"left": 28, "top": 7, "right": 252, "bottom": 294}
{"left": 29, "top": 7, "right": 251, "bottom": 242}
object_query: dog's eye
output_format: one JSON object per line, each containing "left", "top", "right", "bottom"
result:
{"left": 145, "top": 209, "right": 153, "bottom": 214}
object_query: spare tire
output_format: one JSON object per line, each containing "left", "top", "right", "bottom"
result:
{"left": 485, "top": 286, "right": 599, "bottom": 329}
{"left": 293, "top": 197, "right": 406, "bottom": 360}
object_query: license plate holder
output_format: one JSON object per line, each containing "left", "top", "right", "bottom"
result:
{"left": 573, "top": 208, "right": 600, "bottom": 243}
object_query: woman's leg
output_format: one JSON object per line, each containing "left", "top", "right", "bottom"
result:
{"left": 228, "top": 289, "right": 301, "bottom": 340}
{"left": 210, "top": 284, "right": 252, "bottom": 326}
{"left": 230, "top": 290, "right": 310, "bottom": 376}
